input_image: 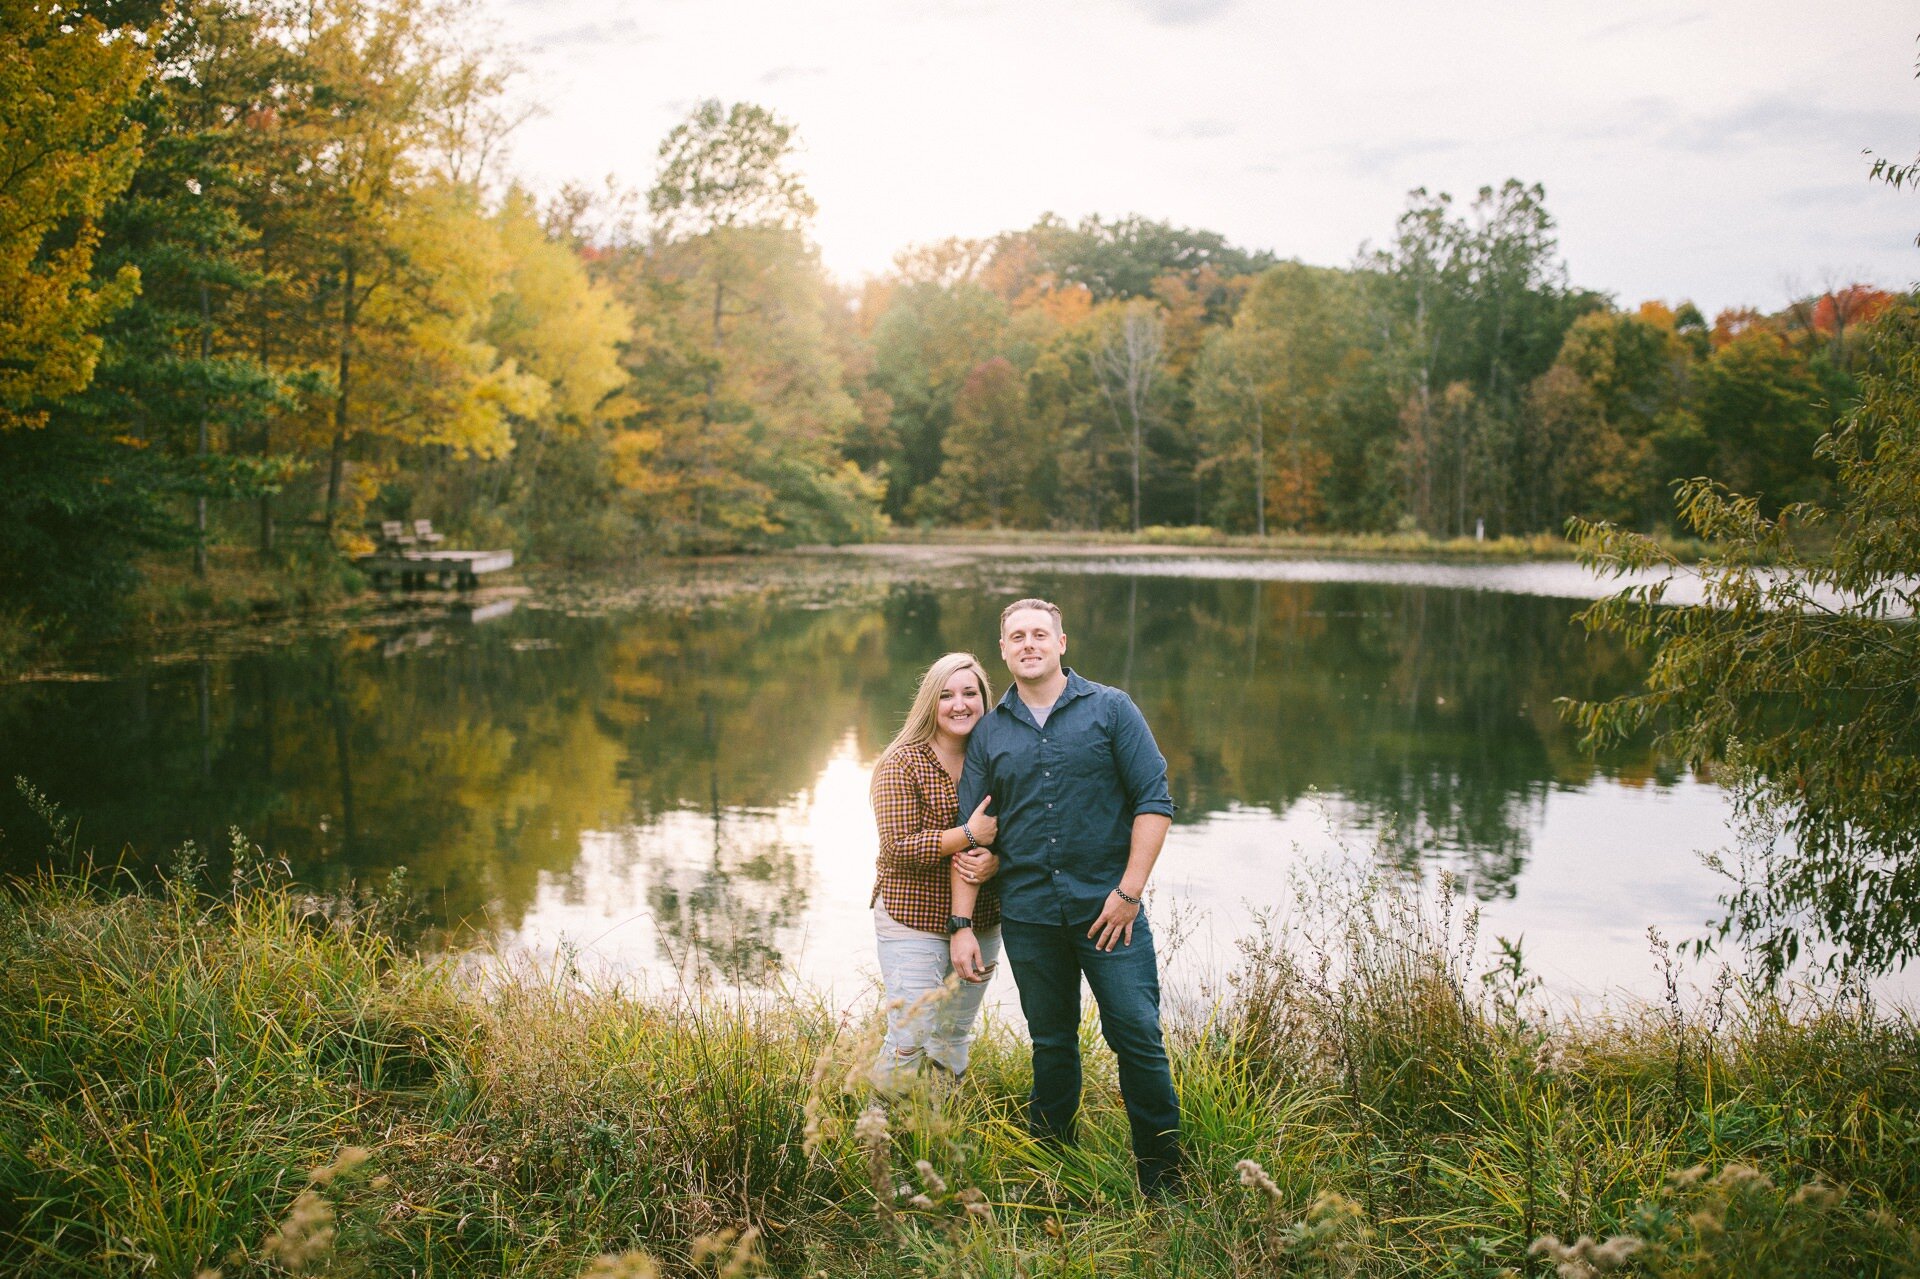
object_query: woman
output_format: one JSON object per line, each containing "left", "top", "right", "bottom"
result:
{"left": 869, "top": 651, "right": 1002, "bottom": 1088}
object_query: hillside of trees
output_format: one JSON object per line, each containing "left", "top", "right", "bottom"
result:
{"left": 2, "top": 0, "right": 1897, "bottom": 641}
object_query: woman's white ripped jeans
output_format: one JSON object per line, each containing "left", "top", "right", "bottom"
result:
{"left": 872, "top": 926, "right": 1001, "bottom": 1089}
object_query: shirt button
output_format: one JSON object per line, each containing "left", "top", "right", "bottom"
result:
{"left": 1046, "top": 803, "right": 1052, "bottom": 809}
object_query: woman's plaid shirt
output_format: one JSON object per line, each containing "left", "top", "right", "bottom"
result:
{"left": 869, "top": 742, "right": 1001, "bottom": 934}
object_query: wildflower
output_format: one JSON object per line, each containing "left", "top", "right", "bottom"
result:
{"left": 957, "top": 1187, "right": 991, "bottom": 1219}
{"left": 260, "top": 1189, "right": 335, "bottom": 1273}
{"left": 1711, "top": 1162, "right": 1773, "bottom": 1192}
{"left": 906, "top": 1193, "right": 935, "bottom": 1210}
{"left": 308, "top": 1145, "right": 371, "bottom": 1185}
{"left": 1236, "top": 1158, "right": 1283, "bottom": 1203}
{"left": 1687, "top": 1209, "right": 1725, "bottom": 1235}
{"left": 1666, "top": 1163, "right": 1709, "bottom": 1187}
{"left": 579, "top": 1252, "right": 660, "bottom": 1279}
{"left": 1592, "top": 1236, "right": 1641, "bottom": 1267}
{"left": 914, "top": 1159, "right": 947, "bottom": 1198}
{"left": 1306, "top": 1190, "right": 1365, "bottom": 1224}
{"left": 854, "top": 1104, "right": 890, "bottom": 1145}
{"left": 1791, "top": 1179, "right": 1842, "bottom": 1208}
{"left": 690, "top": 1226, "right": 762, "bottom": 1279}
{"left": 1528, "top": 1235, "right": 1601, "bottom": 1279}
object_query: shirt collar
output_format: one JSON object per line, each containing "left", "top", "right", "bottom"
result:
{"left": 994, "top": 666, "right": 1092, "bottom": 721}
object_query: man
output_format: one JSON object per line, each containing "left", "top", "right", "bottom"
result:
{"left": 951, "top": 597, "right": 1182, "bottom": 1195}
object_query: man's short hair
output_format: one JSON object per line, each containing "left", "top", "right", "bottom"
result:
{"left": 1000, "top": 597, "right": 1064, "bottom": 635}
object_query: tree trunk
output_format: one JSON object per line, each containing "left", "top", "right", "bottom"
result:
{"left": 1251, "top": 384, "right": 1266, "bottom": 538}
{"left": 257, "top": 234, "right": 275, "bottom": 553}
{"left": 195, "top": 282, "right": 211, "bottom": 576}
{"left": 324, "top": 247, "right": 357, "bottom": 537}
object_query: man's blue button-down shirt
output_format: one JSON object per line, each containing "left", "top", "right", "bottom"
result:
{"left": 958, "top": 667, "right": 1176, "bottom": 926}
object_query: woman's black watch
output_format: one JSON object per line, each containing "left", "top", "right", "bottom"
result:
{"left": 946, "top": 915, "right": 974, "bottom": 934}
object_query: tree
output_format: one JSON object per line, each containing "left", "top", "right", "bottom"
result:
{"left": 1093, "top": 299, "right": 1167, "bottom": 532}
{"left": 60, "top": 0, "right": 306, "bottom": 575}
{"left": 867, "top": 281, "right": 1011, "bottom": 515}
{"left": 923, "top": 357, "right": 1034, "bottom": 526}
{"left": 1691, "top": 329, "right": 1831, "bottom": 513}
{"left": 1566, "top": 298, "right": 1920, "bottom": 978}
{"left": 646, "top": 100, "right": 815, "bottom": 240}
{"left": 1523, "top": 309, "right": 1690, "bottom": 529}
{"left": 0, "top": 4, "right": 147, "bottom": 429}
{"left": 1195, "top": 263, "right": 1361, "bottom": 534}
{"left": 1365, "top": 182, "right": 1599, "bottom": 535}
{"left": 1024, "top": 213, "right": 1274, "bottom": 302}
{"left": 644, "top": 100, "right": 837, "bottom": 542}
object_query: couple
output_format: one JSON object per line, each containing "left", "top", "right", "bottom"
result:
{"left": 867, "top": 597, "right": 1181, "bottom": 1195}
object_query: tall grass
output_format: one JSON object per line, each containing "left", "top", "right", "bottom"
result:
{"left": 1, "top": 852, "right": 1916, "bottom": 1276}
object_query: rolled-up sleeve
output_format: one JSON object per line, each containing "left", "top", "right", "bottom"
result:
{"left": 957, "top": 730, "right": 990, "bottom": 825}
{"left": 1111, "top": 693, "right": 1176, "bottom": 818}
{"left": 873, "top": 753, "right": 948, "bottom": 868}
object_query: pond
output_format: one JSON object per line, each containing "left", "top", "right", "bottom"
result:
{"left": 1, "top": 547, "right": 1908, "bottom": 1009}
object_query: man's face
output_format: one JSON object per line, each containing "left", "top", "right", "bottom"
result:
{"left": 1000, "top": 607, "right": 1067, "bottom": 683}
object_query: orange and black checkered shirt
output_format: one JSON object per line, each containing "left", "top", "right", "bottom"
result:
{"left": 869, "top": 742, "right": 1001, "bottom": 935}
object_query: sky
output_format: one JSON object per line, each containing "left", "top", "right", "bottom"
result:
{"left": 481, "top": 0, "right": 1920, "bottom": 316}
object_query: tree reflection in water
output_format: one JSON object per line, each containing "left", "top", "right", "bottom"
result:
{"left": 0, "top": 565, "right": 1684, "bottom": 985}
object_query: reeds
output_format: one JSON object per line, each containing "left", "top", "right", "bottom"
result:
{"left": 2, "top": 857, "right": 1915, "bottom": 1277}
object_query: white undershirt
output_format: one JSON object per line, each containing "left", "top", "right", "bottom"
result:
{"left": 872, "top": 898, "right": 924, "bottom": 940}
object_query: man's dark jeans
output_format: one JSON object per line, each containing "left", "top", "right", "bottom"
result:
{"left": 1000, "top": 911, "right": 1182, "bottom": 1192}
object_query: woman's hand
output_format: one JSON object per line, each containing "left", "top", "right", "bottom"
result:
{"left": 955, "top": 848, "right": 999, "bottom": 885}
{"left": 951, "top": 928, "right": 991, "bottom": 983}
{"left": 963, "top": 795, "right": 997, "bottom": 848}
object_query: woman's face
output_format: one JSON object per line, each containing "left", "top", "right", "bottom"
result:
{"left": 935, "top": 667, "right": 986, "bottom": 739}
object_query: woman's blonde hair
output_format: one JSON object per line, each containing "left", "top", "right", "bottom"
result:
{"left": 877, "top": 652, "right": 994, "bottom": 771}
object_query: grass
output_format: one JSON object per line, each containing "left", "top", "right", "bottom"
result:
{"left": 129, "top": 542, "right": 373, "bottom": 630}
{"left": 1, "top": 842, "right": 1917, "bottom": 1276}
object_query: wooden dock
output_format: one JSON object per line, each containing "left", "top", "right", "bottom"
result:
{"left": 358, "top": 548, "right": 514, "bottom": 589}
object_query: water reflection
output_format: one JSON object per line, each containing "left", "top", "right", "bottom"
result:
{"left": 0, "top": 563, "right": 1733, "bottom": 996}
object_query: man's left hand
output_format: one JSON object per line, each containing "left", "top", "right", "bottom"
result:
{"left": 1088, "top": 890, "right": 1140, "bottom": 951}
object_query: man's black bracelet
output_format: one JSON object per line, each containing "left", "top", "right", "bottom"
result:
{"left": 962, "top": 823, "right": 978, "bottom": 849}
{"left": 1114, "top": 888, "right": 1142, "bottom": 905}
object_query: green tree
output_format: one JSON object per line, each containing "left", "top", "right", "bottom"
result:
{"left": 640, "top": 100, "right": 874, "bottom": 545}
{"left": 867, "top": 281, "right": 1010, "bottom": 517}
{"left": 1194, "top": 263, "right": 1364, "bottom": 533}
{"left": 921, "top": 357, "right": 1035, "bottom": 526}
{"left": 1523, "top": 308, "right": 1692, "bottom": 529}
{"left": 1690, "top": 328, "right": 1834, "bottom": 513}
{"left": 0, "top": 4, "right": 146, "bottom": 428}
{"left": 1366, "top": 182, "right": 1599, "bottom": 535}
{"left": 0, "top": 4, "right": 180, "bottom": 631}
{"left": 1567, "top": 298, "right": 1920, "bottom": 978}
{"left": 58, "top": 0, "right": 307, "bottom": 576}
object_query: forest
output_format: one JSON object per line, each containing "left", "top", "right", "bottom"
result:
{"left": 2, "top": 0, "right": 1898, "bottom": 643}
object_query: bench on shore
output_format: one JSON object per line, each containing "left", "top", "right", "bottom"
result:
{"left": 377, "top": 518, "right": 448, "bottom": 548}
{"left": 361, "top": 517, "right": 510, "bottom": 589}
